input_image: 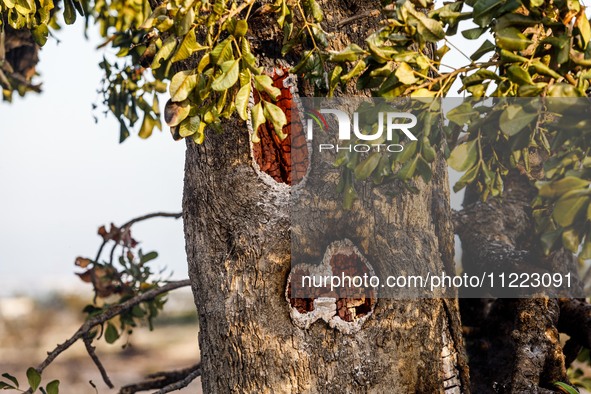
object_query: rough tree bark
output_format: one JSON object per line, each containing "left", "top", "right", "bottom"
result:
{"left": 182, "top": 1, "right": 469, "bottom": 392}
{"left": 456, "top": 167, "right": 583, "bottom": 393}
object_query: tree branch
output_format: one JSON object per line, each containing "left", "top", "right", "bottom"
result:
{"left": 24, "top": 279, "right": 191, "bottom": 393}
{"left": 558, "top": 298, "right": 591, "bottom": 349}
{"left": 152, "top": 367, "right": 201, "bottom": 394}
{"left": 121, "top": 212, "right": 183, "bottom": 229}
{"left": 95, "top": 212, "right": 182, "bottom": 263}
{"left": 83, "top": 335, "right": 114, "bottom": 389}
{"left": 118, "top": 363, "right": 201, "bottom": 394}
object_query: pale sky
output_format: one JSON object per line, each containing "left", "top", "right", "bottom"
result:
{"left": 0, "top": 24, "right": 187, "bottom": 297}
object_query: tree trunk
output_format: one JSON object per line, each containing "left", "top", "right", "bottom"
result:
{"left": 456, "top": 169, "right": 582, "bottom": 393}
{"left": 182, "top": 1, "right": 469, "bottom": 392}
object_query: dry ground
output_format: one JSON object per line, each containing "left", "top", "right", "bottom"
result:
{"left": 0, "top": 290, "right": 202, "bottom": 394}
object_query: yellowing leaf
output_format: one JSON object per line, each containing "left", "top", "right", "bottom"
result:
{"left": 169, "top": 70, "right": 197, "bottom": 102}
{"left": 395, "top": 63, "right": 418, "bottom": 85}
{"left": 191, "top": 121, "right": 206, "bottom": 144}
{"left": 250, "top": 102, "right": 265, "bottom": 143}
{"left": 179, "top": 116, "right": 201, "bottom": 137}
{"left": 537, "top": 177, "right": 590, "bottom": 198}
{"left": 496, "top": 28, "right": 532, "bottom": 51}
{"left": 410, "top": 88, "right": 437, "bottom": 97}
{"left": 235, "top": 83, "right": 251, "bottom": 121}
{"left": 562, "top": 227, "right": 582, "bottom": 253}
{"left": 152, "top": 36, "right": 177, "bottom": 69}
{"left": 164, "top": 99, "right": 190, "bottom": 127}
{"left": 211, "top": 59, "right": 240, "bottom": 91}
{"left": 263, "top": 101, "right": 287, "bottom": 140}
{"left": 448, "top": 139, "right": 478, "bottom": 171}
{"left": 499, "top": 104, "right": 538, "bottom": 136}
{"left": 254, "top": 74, "right": 281, "bottom": 99}
{"left": 553, "top": 190, "right": 591, "bottom": 227}
{"left": 210, "top": 37, "right": 234, "bottom": 65}
{"left": 171, "top": 28, "right": 207, "bottom": 63}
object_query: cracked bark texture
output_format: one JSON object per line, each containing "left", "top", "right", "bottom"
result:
{"left": 456, "top": 171, "right": 581, "bottom": 393}
{"left": 182, "top": 1, "right": 469, "bottom": 392}
{"left": 183, "top": 119, "right": 469, "bottom": 392}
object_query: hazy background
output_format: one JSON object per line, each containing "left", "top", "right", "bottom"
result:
{"left": 0, "top": 24, "right": 187, "bottom": 298}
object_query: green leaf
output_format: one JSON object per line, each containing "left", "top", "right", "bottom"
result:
{"left": 171, "top": 28, "right": 206, "bottom": 63}
{"left": 507, "top": 65, "right": 533, "bottom": 85}
{"left": 250, "top": 102, "right": 265, "bottom": 143}
{"left": 211, "top": 59, "right": 240, "bottom": 91}
{"left": 304, "top": 0, "right": 323, "bottom": 22}
{"left": 541, "top": 228, "right": 563, "bottom": 255}
{"left": 499, "top": 104, "right": 538, "bottom": 136}
{"left": 575, "top": 13, "right": 591, "bottom": 46}
{"left": 140, "top": 251, "right": 158, "bottom": 264}
{"left": 329, "top": 44, "right": 366, "bottom": 63}
{"left": 530, "top": 61, "right": 561, "bottom": 79}
{"left": 397, "top": 156, "right": 419, "bottom": 181}
{"left": 395, "top": 63, "right": 418, "bottom": 85}
{"left": 470, "top": 39, "right": 495, "bottom": 61}
{"left": 233, "top": 20, "right": 248, "bottom": 38}
{"left": 496, "top": 27, "right": 532, "bottom": 51}
{"left": 553, "top": 381, "right": 580, "bottom": 394}
{"left": 538, "top": 177, "right": 590, "bottom": 198}
{"left": 453, "top": 163, "right": 480, "bottom": 192}
{"left": 179, "top": 116, "right": 201, "bottom": 137}
{"left": 462, "top": 69, "right": 500, "bottom": 87}
{"left": 105, "top": 322, "right": 119, "bottom": 344}
{"left": 562, "top": 228, "right": 582, "bottom": 253}
{"left": 402, "top": 2, "right": 445, "bottom": 41}
{"left": 32, "top": 24, "right": 49, "bottom": 46}
{"left": 462, "top": 27, "right": 487, "bottom": 39}
{"left": 63, "top": 0, "right": 77, "bottom": 24}
{"left": 253, "top": 75, "right": 281, "bottom": 99}
{"left": 177, "top": 6, "right": 194, "bottom": 36}
{"left": 1, "top": 374, "right": 18, "bottom": 388}
{"left": 210, "top": 38, "right": 233, "bottom": 65}
{"left": 0, "top": 382, "right": 16, "bottom": 389}
{"left": 553, "top": 190, "right": 590, "bottom": 227}
{"left": 263, "top": 101, "right": 287, "bottom": 140}
{"left": 169, "top": 70, "right": 198, "bottom": 102}
{"left": 448, "top": 139, "right": 478, "bottom": 171}
{"left": 235, "top": 83, "right": 251, "bottom": 121}
{"left": 152, "top": 36, "right": 177, "bottom": 69}
{"left": 26, "top": 368, "right": 41, "bottom": 391}
{"left": 354, "top": 153, "right": 381, "bottom": 180}
{"left": 473, "top": 0, "right": 501, "bottom": 27}
{"left": 548, "top": 83, "right": 584, "bottom": 97}
{"left": 446, "top": 102, "right": 479, "bottom": 125}
{"left": 46, "top": 380, "right": 59, "bottom": 394}
{"left": 416, "top": 15, "right": 446, "bottom": 42}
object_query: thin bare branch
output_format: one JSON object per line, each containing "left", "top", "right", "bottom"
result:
{"left": 23, "top": 279, "right": 191, "bottom": 394}
{"left": 95, "top": 212, "right": 182, "bottom": 263}
{"left": 118, "top": 363, "right": 201, "bottom": 394}
{"left": 337, "top": 10, "right": 380, "bottom": 28}
{"left": 121, "top": 212, "right": 183, "bottom": 229}
{"left": 83, "top": 336, "right": 114, "bottom": 389}
{"left": 152, "top": 368, "right": 201, "bottom": 394}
